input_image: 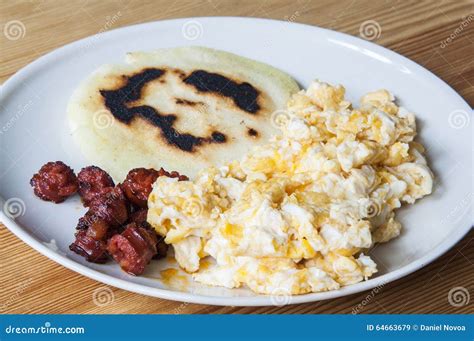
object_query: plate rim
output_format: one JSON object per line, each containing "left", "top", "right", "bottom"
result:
{"left": 0, "top": 16, "right": 472, "bottom": 307}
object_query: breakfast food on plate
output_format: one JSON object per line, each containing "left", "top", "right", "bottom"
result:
{"left": 30, "top": 161, "right": 78, "bottom": 203}
{"left": 87, "top": 186, "right": 129, "bottom": 227}
{"left": 68, "top": 46, "right": 300, "bottom": 181}
{"left": 108, "top": 223, "right": 159, "bottom": 275}
{"left": 31, "top": 67, "right": 434, "bottom": 294}
{"left": 121, "top": 168, "right": 188, "bottom": 208}
{"left": 70, "top": 165, "right": 188, "bottom": 273}
{"left": 30, "top": 163, "right": 186, "bottom": 274}
{"left": 147, "top": 80, "right": 434, "bottom": 295}
{"left": 121, "top": 168, "right": 161, "bottom": 208}
{"left": 77, "top": 166, "right": 115, "bottom": 207}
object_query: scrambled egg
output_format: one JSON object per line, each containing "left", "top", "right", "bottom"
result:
{"left": 147, "top": 80, "right": 434, "bottom": 295}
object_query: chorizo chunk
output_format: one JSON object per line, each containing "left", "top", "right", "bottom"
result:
{"left": 88, "top": 186, "right": 128, "bottom": 226}
{"left": 158, "top": 167, "right": 189, "bottom": 181}
{"left": 69, "top": 230, "right": 108, "bottom": 263}
{"left": 30, "top": 161, "right": 78, "bottom": 203}
{"left": 107, "top": 223, "right": 158, "bottom": 275}
{"left": 127, "top": 209, "right": 167, "bottom": 258}
{"left": 128, "top": 208, "right": 148, "bottom": 226}
{"left": 76, "top": 210, "right": 114, "bottom": 240}
{"left": 122, "top": 167, "right": 189, "bottom": 208}
{"left": 77, "top": 166, "right": 115, "bottom": 206}
{"left": 86, "top": 217, "right": 109, "bottom": 241}
{"left": 121, "top": 168, "right": 159, "bottom": 208}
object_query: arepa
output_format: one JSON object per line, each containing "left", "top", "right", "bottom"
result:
{"left": 68, "top": 46, "right": 299, "bottom": 180}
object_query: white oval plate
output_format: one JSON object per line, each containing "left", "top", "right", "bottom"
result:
{"left": 1, "top": 17, "right": 472, "bottom": 306}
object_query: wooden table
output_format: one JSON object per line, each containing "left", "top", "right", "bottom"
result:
{"left": 1, "top": 0, "right": 472, "bottom": 314}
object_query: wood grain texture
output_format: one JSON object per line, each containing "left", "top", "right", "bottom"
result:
{"left": 1, "top": 0, "right": 473, "bottom": 314}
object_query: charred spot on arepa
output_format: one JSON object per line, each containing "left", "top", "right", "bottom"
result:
{"left": 172, "top": 69, "right": 187, "bottom": 78}
{"left": 247, "top": 128, "right": 259, "bottom": 138}
{"left": 211, "top": 131, "right": 226, "bottom": 143}
{"left": 100, "top": 67, "right": 227, "bottom": 153}
{"left": 175, "top": 98, "right": 202, "bottom": 106}
{"left": 183, "top": 70, "right": 261, "bottom": 114}
{"left": 100, "top": 68, "right": 165, "bottom": 123}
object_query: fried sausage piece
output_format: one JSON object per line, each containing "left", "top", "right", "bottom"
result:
{"left": 128, "top": 209, "right": 168, "bottom": 259}
{"left": 71, "top": 185, "right": 127, "bottom": 263}
{"left": 76, "top": 210, "right": 98, "bottom": 230}
{"left": 122, "top": 168, "right": 189, "bottom": 208}
{"left": 86, "top": 218, "right": 109, "bottom": 241}
{"left": 76, "top": 215, "right": 90, "bottom": 231}
{"left": 69, "top": 230, "right": 108, "bottom": 263}
{"left": 158, "top": 167, "right": 189, "bottom": 181}
{"left": 128, "top": 208, "right": 148, "bottom": 225}
{"left": 107, "top": 223, "right": 158, "bottom": 275}
{"left": 121, "top": 168, "right": 159, "bottom": 208}
{"left": 88, "top": 186, "right": 128, "bottom": 226}
{"left": 30, "top": 161, "right": 78, "bottom": 203}
{"left": 167, "top": 169, "right": 189, "bottom": 181}
{"left": 76, "top": 209, "right": 114, "bottom": 240}
{"left": 77, "top": 166, "right": 115, "bottom": 207}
